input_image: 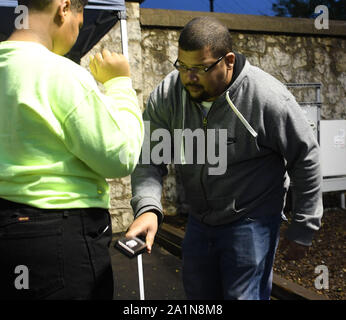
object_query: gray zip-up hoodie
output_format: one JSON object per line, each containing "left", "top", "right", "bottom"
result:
{"left": 131, "top": 60, "right": 323, "bottom": 246}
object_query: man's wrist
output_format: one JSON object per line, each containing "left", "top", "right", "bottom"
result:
{"left": 140, "top": 209, "right": 163, "bottom": 225}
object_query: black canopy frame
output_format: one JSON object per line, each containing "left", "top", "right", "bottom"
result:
{"left": 0, "top": 0, "right": 128, "bottom": 63}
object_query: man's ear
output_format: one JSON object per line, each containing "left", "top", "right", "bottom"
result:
{"left": 225, "top": 52, "right": 235, "bottom": 70}
{"left": 56, "top": 0, "right": 71, "bottom": 24}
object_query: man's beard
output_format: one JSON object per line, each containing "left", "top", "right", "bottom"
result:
{"left": 184, "top": 84, "right": 211, "bottom": 102}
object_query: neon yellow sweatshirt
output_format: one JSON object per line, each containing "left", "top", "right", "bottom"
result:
{"left": 0, "top": 41, "right": 144, "bottom": 209}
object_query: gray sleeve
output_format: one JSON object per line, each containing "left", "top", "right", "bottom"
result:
{"left": 130, "top": 94, "right": 171, "bottom": 225}
{"left": 130, "top": 163, "right": 166, "bottom": 224}
{"left": 268, "top": 94, "right": 323, "bottom": 246}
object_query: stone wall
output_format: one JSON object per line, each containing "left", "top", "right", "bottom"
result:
{"left": 81, "top": 3, "right": 346, "bottom": 232}
{"left": 139, "top": 9, "right": 346, "bottom": 120}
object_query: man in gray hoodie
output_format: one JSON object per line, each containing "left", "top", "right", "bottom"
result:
{"left": 126, "top": 17, "right": 323, "bottom": 300}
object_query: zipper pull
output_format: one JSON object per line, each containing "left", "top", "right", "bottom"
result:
{"left": 203, "top": 117, "right": 207, "bottom": 130}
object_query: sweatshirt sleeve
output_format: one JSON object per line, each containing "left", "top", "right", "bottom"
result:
{"left": 62, "top": 76, "right": 144, "bottom": 179}
{"left": 267, "top": 94, "right": 323, "bottom": 246}
{"left": 130, "top": 94, "right": 171, "bottom": 225}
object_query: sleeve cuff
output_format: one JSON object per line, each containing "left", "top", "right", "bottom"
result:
{"left": 284, "top": 223, "right": 316, "bottom": 246}
{"left": 103, "top": 76, "right": 133, "bottom": 92}
{"left": 135, "top": 205, "right": 164, "bottom": 226}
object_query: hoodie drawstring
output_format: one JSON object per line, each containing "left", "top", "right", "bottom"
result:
{"left": 226, "top": 91, "right": 258, "bottom": 138}
{"left": 181, "top": 89, "right": 187, "bottom": 165}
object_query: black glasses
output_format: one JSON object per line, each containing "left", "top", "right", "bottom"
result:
{"left": 173, "top": 54, "right": 226, "bottom": 75}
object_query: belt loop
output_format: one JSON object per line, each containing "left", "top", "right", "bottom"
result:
{"left": 63, "top": 211, "right": 69, "bottom": 218}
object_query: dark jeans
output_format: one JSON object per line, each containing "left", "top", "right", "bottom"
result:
{"left": 182, "top": 213, "right": 282, "bottom": 300}
{"left": 0, "top": 200, "right": 113, "bottom": 300}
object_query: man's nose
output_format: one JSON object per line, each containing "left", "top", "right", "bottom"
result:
{"left": 187, "top": 70, "right": 199, "bottom": 82}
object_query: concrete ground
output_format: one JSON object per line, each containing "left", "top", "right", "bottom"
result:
{"left": 110, "top": 235, "right": 186, "bottom": 300}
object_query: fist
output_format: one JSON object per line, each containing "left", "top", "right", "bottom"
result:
{"left": 89, "top": 49, "right": 130, "bottom": 84}
{"left": 280, "top": 238, "right": 309, "bottom": 261}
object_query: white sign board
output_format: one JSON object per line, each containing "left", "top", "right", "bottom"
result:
{"left": 320, "top": 120, "right": 346, "bottom": 177}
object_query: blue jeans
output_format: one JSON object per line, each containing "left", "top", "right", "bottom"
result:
{"left": 182, "top": 213, "right": 282, "bottom": 300}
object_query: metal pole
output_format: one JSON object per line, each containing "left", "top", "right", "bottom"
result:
{"left": 210, "top": 0, "right": 214, "bottom": 12}
{"left": 137, "top": 254, "right": 145, "bottom": 300}
{"left": 118, "top": 11, "right": 129, "bottom": 59}
{"left": 118, "top": 9, "right": 145, "bottom": 300}
{"left": 316, "top": 84, "right": 321, "bottom": 144}
{"left": 341, "top": 192, "right": 346, "bottom": 210}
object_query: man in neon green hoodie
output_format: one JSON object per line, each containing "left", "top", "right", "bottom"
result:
{"left": 0, "top": 0, "right": 144, "bottom": 299}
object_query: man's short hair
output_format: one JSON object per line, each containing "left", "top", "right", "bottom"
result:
{"left": 18, "top": 0, "right": 88, "bottom": 12}
{"left": 178, "top": 17, "right": 233, "bottom": 58}
{"left": 0, "top": 33, "right": 7, "bottom": 42}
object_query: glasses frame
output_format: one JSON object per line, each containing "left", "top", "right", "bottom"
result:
{"left": 173, "top": 54, "right": 226, "bottom": 75}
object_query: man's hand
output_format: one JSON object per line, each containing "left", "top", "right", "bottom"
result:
{"left": 126, "top": 212, "right": 158, "bottom": 254}
{"left": 280, "top": 238, "right": 309, "bottom": 260}
{"left": 89, "top": 49, "right": 130, "bottom": 84}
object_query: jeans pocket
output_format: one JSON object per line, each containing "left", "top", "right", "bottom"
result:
{"left": 0, "top": 219, "right": 65, "bottom": 300}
